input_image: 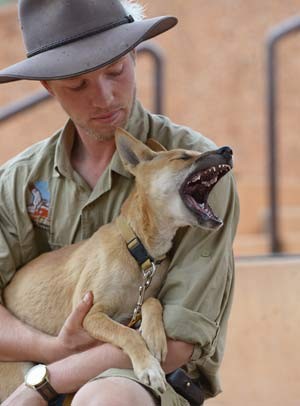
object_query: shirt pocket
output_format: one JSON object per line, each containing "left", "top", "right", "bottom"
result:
{"left": 48, "top": 178, "right": 82, "bottom": 250}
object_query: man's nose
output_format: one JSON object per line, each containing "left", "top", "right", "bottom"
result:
{"left": 91, "top": 77, "right": 114, "bottom": 107}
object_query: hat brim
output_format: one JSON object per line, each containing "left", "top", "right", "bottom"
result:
{"left": 0, "top": 16, "right": 177, "bottom": 83}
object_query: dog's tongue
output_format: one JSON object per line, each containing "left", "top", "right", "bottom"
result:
{"left": 185, "top": 195, "right": 219, "bottom": 221}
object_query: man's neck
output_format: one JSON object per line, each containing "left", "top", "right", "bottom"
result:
{"left": 71, "top": 128, "right": 116, "bottom": 189}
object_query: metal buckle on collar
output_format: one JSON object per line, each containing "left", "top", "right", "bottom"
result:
{"left": 128, "top": 261, "right": 157, "bottom": 328}
{"left": 116, "top": 216, "right": 166, "bottom": 327}
{"left": 127, "top": 236, "right": 154, "bottom": 268}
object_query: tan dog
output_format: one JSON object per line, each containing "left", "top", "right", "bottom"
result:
{"left": 0, "top": 128, "right": 233, "bottom": 401}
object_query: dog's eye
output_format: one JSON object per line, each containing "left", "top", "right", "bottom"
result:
{"left": 179, "top": 154, "right": 191, "bottom": 161}
{"left": 170, "top": 154, "right": 191, "bottom": 162}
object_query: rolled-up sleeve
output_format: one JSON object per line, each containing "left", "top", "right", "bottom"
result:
{"left": 0, "top": 179, "right": 22, "bottom": 303}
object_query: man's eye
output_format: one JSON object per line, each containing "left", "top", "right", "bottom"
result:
{"left": 69, "top": 81, "right": 86, "bottom": 91}
{"left": 108, "top": 64, "right": 124, "bottom": 77}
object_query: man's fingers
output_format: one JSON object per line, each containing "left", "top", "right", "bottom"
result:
{"left": 82, "top": 291, "right": 94, "bottom": 306}
{"left": 65, "top": 291, "right": 94, "bottom": 329}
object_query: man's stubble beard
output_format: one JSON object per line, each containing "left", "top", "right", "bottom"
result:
{"left": 74, "top": 89, "right": 136, "bottom": 142}
{"left": 79, "top": 125, "right": 115, "bottom": 142}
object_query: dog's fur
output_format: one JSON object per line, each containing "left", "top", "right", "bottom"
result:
{"left": 0, "top": 128, "right": 233, "bottom": 401}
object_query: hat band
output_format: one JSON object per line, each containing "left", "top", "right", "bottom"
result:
{"left": 27, "top": 15, "right": 135, "bottom": 58}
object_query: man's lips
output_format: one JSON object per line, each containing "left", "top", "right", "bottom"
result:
{"left": 91, "top": 109, "right": 122, "bottom": 124}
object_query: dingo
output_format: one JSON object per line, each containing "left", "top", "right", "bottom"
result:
{"left": 0, "top": 128, "right": 233, "bottom": 400}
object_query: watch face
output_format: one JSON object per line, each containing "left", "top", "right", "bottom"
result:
{"left": 26, "top": 364, "right": 47, "bottom": 386}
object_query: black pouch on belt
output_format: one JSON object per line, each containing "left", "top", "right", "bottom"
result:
{"left": 166, "top": 368, "right": 205, "bottom": 405}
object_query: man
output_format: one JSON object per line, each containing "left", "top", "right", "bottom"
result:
{"left": 0, "top": 0, "right": 239, "bottom": 405}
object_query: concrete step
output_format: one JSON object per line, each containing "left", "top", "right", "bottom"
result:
{"left": 279, "top": 231, "right": 300, "bottom": 253}
{"left": 237, "top": 180, "right": 300, "bottom": 235}
{"left": 261, "top": 206, "right": 300, "bottom": 234}
{"left": 234, "top": 231, "right": 300, "bottom": 256}
{"left": 234, "top": 233, "right": 270, "bottom": 256}
{"left": 207, "top": 256, "right": 300, "bottom": 406}
{"left": 279, "top": 206, "right": 300, "bottom": 232}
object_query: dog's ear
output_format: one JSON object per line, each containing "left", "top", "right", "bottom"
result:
{"left": 115, "top": 128, "right": 157, "bottom": 174}
{"left": 146, "top": 138, "right": 167, "bottom": 152}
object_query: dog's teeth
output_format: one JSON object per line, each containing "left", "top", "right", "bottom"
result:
{"left": 192, "top": 174, "right": 201, "bottom": 183}
{"left": 213, "top": 166, "right": 216, "bottom": 172}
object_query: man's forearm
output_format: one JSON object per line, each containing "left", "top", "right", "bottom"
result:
{"left": 47, "top": 338, "right": 194, "bottom": 394}
{"left": 48, "top": 343, "right": 131, "bottom": 393}
{"left": 0, "top": 304, "right": 58, "bottom": 363}
{"left": 3, "top": 338, "right": 194, "bottom": 405}
{"left": 163, "top": 339, "right": 194, "bottom": 374}
{"left": 1, "top": 294, "right": 194, "bottom": 396}
{"left": 0, "top": 293, "right": 98, "bottom": 364}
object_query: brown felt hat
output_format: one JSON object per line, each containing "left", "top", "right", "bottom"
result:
{"left": 0, "top": 0, "right": 177, "bottom": 83}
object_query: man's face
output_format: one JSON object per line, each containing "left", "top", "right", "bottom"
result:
{"left": 42, "top": 53, "right": 136, "bottom": 141}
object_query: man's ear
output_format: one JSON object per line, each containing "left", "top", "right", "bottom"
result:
{"left": 40, "top": 80, "right": 54, "bottom": 96}
{"left": 115, "top": 128, "right": 157, "bottom": 175}
{"left": 130, "top": 49, "right": 137, "bottom": 65}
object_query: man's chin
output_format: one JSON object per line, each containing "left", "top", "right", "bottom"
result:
{"left": 86, "top": 129, "right": 116, "bottom": 141}
{"left": 74, "top": 104, "right": 133, "bottom": 141}
{"left": 76, "top": 122, "right": 120, "bottom": 141}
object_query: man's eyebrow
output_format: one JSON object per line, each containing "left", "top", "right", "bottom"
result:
{"left": 108, "top": 56, "right": 126, "bottom": 67}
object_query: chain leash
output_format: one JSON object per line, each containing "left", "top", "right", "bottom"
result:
{"left": 128, "top": 262, "right": 157, "bottom": 327}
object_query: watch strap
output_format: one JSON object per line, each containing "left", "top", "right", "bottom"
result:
{"left": 35, "top": 379, "right": 58, "bottom": 402}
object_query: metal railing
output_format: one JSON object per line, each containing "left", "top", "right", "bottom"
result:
{"left": 0, "top": 42, "right": 165, "bottom": 122}
{"left": 0, "top": 89, "right": 50, "bottom": 122}
{"left": 266, "top": 15, "right": 300, "bottom": 253}
{"left": 137, "top": 42, "right": 165, "bottom": 114}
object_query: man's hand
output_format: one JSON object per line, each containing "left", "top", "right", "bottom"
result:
{"left": 52, "top": 291, "right": 102, "bottom": 361}
{"left": 2, "top": 384, "right": 47, "bottom": 406}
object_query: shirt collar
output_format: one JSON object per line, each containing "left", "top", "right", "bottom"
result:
{"left": 53, "top": 99, "right": 150, "bottom": 180}
{"left": 53, "top": 120, "right": 76, "bottom": 179}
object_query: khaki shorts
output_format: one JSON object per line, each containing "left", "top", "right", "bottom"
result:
{"left": 59, "top": 368, "right": 190, "bottom": 406}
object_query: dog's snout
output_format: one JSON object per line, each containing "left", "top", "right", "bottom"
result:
{"left": 217, "top": 146, "right": 233, "bottom": 159}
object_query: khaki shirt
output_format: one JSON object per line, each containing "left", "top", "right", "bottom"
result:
{"left": 0, "top": 100, "right": 239, "bottom": 398}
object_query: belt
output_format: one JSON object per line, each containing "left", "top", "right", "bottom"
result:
{"left": 166, "top": 368, "right": 205, "bottom": 406}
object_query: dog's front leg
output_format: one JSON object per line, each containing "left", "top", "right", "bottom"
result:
{"left": 140, "top": 298, "right": 167, "bottom": 363}
{"left": 82, "top": 304, "right": 166, "bottom": 393}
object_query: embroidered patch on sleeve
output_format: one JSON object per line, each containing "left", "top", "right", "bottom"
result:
{"left": 27, "top": 181, "right": 50, "bottom": 229}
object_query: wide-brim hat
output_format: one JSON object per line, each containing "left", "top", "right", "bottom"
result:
{"left": 0, "top": 0, "right": 177, "bottom": 84}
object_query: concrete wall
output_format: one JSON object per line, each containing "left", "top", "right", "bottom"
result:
{"left": 1, "top": 2, "right": 300, "bottom": 254}
{"left": 208, "top": 257, "right": 300, "bottom": 406}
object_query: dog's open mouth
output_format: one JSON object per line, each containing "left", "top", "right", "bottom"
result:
{"left": 180, "top": 162, "right": 232, "bottom": 228}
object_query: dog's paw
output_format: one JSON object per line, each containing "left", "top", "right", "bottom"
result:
{"left": 134, "top": 356, "right": 167, "bottom": 394}
{"left": 140, "top": 325, "right": 167, "bottom": 362}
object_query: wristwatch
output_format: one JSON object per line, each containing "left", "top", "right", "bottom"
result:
{"left": 24, "top": 364, "right": 58, "bottom": 401}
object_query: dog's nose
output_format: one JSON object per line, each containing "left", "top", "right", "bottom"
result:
{"left": 217, "top": 146, "right": 233, "bottom": 159}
